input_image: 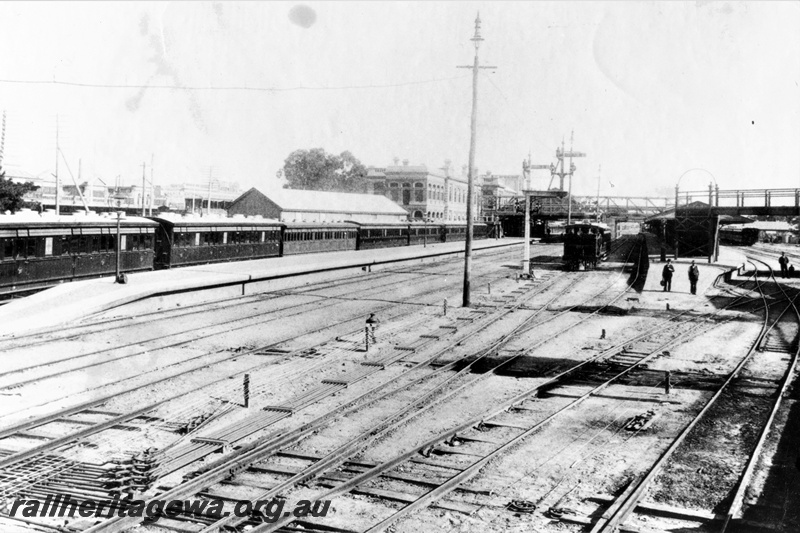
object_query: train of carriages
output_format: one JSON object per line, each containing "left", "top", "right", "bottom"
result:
{"left": 562, "top": 222, "right": 611, "bottom": 271}
{"left": 0, "top": 211, "right": 488, "bottom": 295}
{"left": 718, "top": 226, "right": 760, "bottom": 246}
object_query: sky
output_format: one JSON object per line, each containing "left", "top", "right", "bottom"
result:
{"left": 0, "top": 1, "right": 798, "bottom": 198}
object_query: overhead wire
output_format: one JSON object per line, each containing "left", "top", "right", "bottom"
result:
{"left": 0, "top": 75, "right": 470, "bottom": 93}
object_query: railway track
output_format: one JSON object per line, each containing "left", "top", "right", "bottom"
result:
{"left": 0, "top": 238, "right": 644, "bottom": 532}
{"left": 582, "top": 257, "right": 800, "bottom": 533}
{"left": 51, "top": 238, "right": 648, "bottom": 532}
{"left": 0, "top": 245, "right": 547, "bottom": 418}
{"left": 3, "top": 244, "right": 580, "bottom": 516}
{"left": 144, "top": 256, "right": 793, "bottom": 533}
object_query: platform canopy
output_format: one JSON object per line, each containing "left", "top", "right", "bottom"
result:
{"left": 645, "top": 201, "right": 753, "bottom": 225}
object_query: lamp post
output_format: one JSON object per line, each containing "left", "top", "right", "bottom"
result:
{"left": 112, "top": 192, "right": 128, "bottom": 284}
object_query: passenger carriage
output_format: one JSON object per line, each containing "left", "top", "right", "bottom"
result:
{"left": 472, "top": 222, "right": 489, "bottom": 240}
{"left": 562, "top": 222, "right": 610, "bottom": 271}
{"left": 151, "top": 215, "right": 283, "bottom": 268}
{"left": 407, "top": 222, "right": 442, "bottom": 246}
{"left": 352, "top": 222, "right": 411, "bottom": 250}
{"left": 441, "top": 223, "right": 468, "bottom": 242}
{"left": 282, "top": 223, "right": 358, "bottom": 255}
{"left": 719, "top": 226, "right": 759, "bottom": 246}
{"left": 0, "top": 210, "right": 157, "bottom": 294}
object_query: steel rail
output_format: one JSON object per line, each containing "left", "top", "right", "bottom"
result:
{"left": 719, "top": 256, "right": 800, "bottom": 532}
{"left": 177, "top": 238, "right": 671, "bottom": 532}
{"left": 248, "top": 252, "right": 781, "bottom": 533}
{"left": 248, "top": 295, "right": 731, "bottom": 533}
{"left": 0, "top": 299, "right": 449, "bottom": 470}
{"left": 157, "top": 238, "right": 739, "bottom": 533}
{"left": 592, "top": 259, "right": 800, "bottom": 533}
{"left": 0, "top": 252, "right": 511, "bottom": 386}
{"left": 0, "top": 249, "right": 521, "bottom": 420}
{"left": 77, "top": 269, "right": 569, "bottom": 533}
{"left": 77, "top": 240, "right": 640, "bottom": 532}
{"left": 0, "top": 242, "right": 527, "bottom": 347}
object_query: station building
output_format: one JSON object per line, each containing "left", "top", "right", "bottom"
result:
{"left": 227, "top": 187, "right": 409, "bottom": 223}
{"left": 366, "top": 159, "right": 490, "bottom": 222}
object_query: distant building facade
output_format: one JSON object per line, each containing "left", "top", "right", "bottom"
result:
{"left": 228, "top": 187, "right": 410, "bottom": 223}
{"left": 6, "top": 165, "right": 240, "bottom": 215}
{"left": 367, "top": 159, "right": 521, "bottom": 222}
{"left": 366, "top": 159, "right": 489, "bottom": 222}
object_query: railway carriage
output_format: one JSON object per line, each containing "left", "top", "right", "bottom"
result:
{"left": 472, "top": 222, "right": 489, "bottom": 240}
{"left": 719, "top": 226, "right": 759, "bottom": 246}
{"left": 282, "top": 223, "right": 358, "bottom": 255}
{"left": 562, "top": 222, "right": 610, "bottom": 271}
{"left": 353, "top": 222, "right": 411, "bottom": 249}
{"left": 152, "top": 215, "right": 283, "bottom": 268}
{"left": 0, "top": 211, "right": 157, "bottom": 294}
{"left": 407, "top": 223, "right": 442, "bottom": 246}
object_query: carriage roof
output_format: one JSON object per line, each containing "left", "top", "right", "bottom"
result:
{"left": 565, "top": 222, "right": 609, "bottom": 232}
{"left": 0, "top": 211, "right": 158, "bottom": 229}
{"left": 150, "top": 214, "right": 283, "bottom": 229}
{"left": 283, "top": 222, "right": 359, "bottom": 229}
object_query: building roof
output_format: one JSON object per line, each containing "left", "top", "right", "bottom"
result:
{"left": 235, "top": 187, "right": 409, "bottom": 216}
{"left": 726, "top": 221, "right": 796, "bottom": 232}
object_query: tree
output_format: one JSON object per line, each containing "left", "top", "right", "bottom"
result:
{"left": 282, "top": 148, "right": 368, "bottom": 193}
{"left": 0, "top": 169, "right": 39, "bottom": 213}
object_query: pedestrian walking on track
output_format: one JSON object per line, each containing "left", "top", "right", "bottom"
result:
{"left": 366, "top": 313, "right": 380, "bottom": 344}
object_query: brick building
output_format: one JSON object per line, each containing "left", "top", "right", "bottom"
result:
{"left": 366, "top": 159, "right": 484, "bottom": 222}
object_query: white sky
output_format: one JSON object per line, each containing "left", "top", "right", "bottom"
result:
{"left": 0, "top": 1, "right": 798, "bottom": 197}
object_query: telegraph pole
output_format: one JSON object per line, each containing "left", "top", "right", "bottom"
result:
{"left": 596, "top": 164, "right": 602, "bottom": 222}
{"left": 55, "top": 115, "right": 60, "bottom": 215}
{"left": 141, "top": 162, "right": 147, "bottom": 216}
{"left": 206, "top": 167, "right": 214, "bottom": 216}
{"left": 457, "top": 13, "right": 495, "bottom": 308}
{"left": 521, "top": 153, "right": 550, "bottom": 276}
{"left": 0, "top": 111, "right": 6, "bottom": 171}
{"left": 150, "top": 154, "right": 155, "bottom": 216}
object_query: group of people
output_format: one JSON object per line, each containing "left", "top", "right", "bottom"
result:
{"left": 661, "top": 258, "right": 700, "bottom": 295}
{"left": 779, "top": 252, "right": 796, "bottom": 278}
{"left": 662, "top": 251, "right": 796, "bottom": 294}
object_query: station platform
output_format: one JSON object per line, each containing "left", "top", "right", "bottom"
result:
{"left": 0, "top": 238, "right": 523, "bottom": 337}
{"left": 638, "top": 233, "right": 745, "bottom": 309}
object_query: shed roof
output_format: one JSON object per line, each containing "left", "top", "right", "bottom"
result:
{"left": 725, "top": 221, "right": 796, "bottom": 232}
{"left": 235, "top": 188, "right": 408, "bottom": 216}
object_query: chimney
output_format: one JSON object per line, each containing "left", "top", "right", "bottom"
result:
{"left": 443, "top": 159, "right": 452, "bottom": 176}
{"left": 393, "top": 157, "right": 400, "bottom": 166}
{"left": 402, "top": 159, "right": 409, "bottom": 166}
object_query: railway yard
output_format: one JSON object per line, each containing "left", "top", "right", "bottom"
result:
{"left": 0, "top": 235, "right": 798, "bottom": 533}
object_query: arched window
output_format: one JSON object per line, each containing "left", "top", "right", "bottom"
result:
{"left": 414, "top": 182, "right": 424, "bottom": 202}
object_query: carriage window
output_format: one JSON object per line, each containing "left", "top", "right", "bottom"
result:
{"left": 195, "top": 233, "right": 201, "bottom": 246}
{"left": 2, "top": 238, "right": 12, "bottom": 260}
{"left": 24, "top": 238, "right": 37, "bottom": 257}
{"left": 222, "top": 232, "right": 228, "bottom": 244}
